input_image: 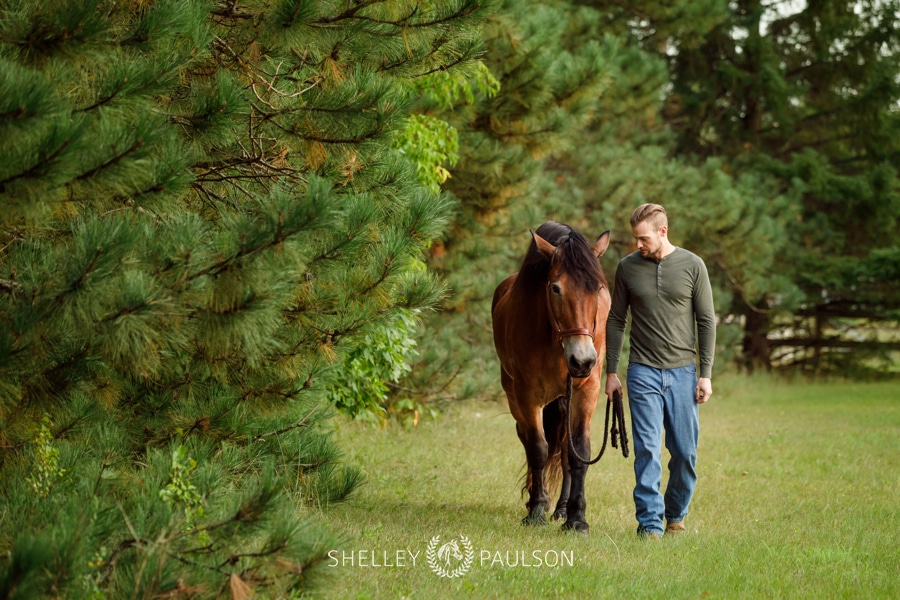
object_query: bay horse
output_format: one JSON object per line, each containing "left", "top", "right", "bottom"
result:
{"left": 491, "top": 222, "right": 611, "bottom": 533}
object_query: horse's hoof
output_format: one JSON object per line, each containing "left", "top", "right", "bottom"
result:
{"left": 562, "top": 520, "right": 589, "bottom": 535}
{"left": 551, "top": 508, "right": 567, "bottom": 521}
{"left": 522, "top": 515, "right": 548, "bottom": 526}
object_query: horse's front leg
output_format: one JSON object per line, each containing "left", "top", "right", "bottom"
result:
{"left": 563, "top": 383, "right": 599, "bottom": 533}
{"left": 552, "top": 399, "right": 571, "bottom": 521}
{"left": 518, "top": 408, "right": 550, "bottom": 526}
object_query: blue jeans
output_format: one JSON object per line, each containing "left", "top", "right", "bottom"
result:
{"left": 626, "top": 363, "right": 699, "bottom": 535}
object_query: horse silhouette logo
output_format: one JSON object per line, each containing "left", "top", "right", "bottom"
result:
{"left": 426, "top": 534, "right": 474, "bottom": 578}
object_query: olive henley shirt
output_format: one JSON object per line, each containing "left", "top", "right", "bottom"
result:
{"left": 606, "top": 247, "right": 716, "bottom": 378}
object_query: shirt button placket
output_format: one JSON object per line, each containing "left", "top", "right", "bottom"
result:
{"left": 657, "top": 261, "right": 662, "bottom": 296}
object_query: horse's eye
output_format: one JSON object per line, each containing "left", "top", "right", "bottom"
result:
{"left": 550, "top": 283, "right": 562, "bottom": 296}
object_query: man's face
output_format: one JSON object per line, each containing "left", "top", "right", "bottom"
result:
{"left": 632, "top": 220, "right": 665, "bottom": 260}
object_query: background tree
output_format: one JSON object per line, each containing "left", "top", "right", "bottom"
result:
{"left": 642, "top": 0, "right": 900, "bottom": 371}
{"left": 405, "top": 0, "right": 622, "bottom": 399}
{"left": 546, "top": 2, "right": 797, "bottom": 370}
{"left": 0, "top": 0, "right": 491, "bottom": 597}
{"left": 411, "top": 0, "right": 900, "bottom": 394}
{"left": 407, "top": 0, "right": 787, "bottom": 398}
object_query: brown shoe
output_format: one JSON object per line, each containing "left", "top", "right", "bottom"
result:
{"left": 637, "top": 527, "right": 663, "bottom": 540}
{"left": 666, "top": 521, "right": 685, "bottom": 534}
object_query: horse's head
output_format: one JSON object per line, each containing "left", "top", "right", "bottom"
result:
{"left": 532, "top": 226, "right": 610, "bottom": 378}
{"left": 438, "top": 540, "right": 463, "bottom": 565}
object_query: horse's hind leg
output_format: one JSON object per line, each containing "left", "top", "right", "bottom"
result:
{"left": 516, "top": 414, "right": 550, "bottom": 526}
{"left": 552, "top": 451, "right": 571, "bottom": 521}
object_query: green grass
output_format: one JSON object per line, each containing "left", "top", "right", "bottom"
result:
{"left": 312, "top": 376, "right": 900, "bottom": 599}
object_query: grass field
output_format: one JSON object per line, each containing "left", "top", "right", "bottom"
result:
{"left": 313, "top": 376, "right": 899, "bottom": 599}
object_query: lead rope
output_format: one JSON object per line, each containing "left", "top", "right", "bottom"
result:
{"left": 565, "top": 374, "right": 629, "bottom": 465}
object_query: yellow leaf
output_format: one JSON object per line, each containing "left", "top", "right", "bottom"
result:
{"left": 229, "top": 573, "right": 253, "bottom": 600}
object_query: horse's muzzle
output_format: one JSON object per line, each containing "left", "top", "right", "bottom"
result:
{"left": 567, "top": 355, "right": 596, "bottom": 379}
{"left": 563, "top": 336, "right": 597, "bottom": 379}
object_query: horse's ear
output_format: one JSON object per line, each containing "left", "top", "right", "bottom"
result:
{"left": 592, "top": 230, "right": 611, "bottom": 258}
{"left": 531, "top": 230, "right": 556, "bottom": 260}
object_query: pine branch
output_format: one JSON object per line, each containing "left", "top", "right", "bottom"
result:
{"left": 275, "top": 123, "right": 387, "bottom": 145}
{"left": 53, "top": 415, "right": 85, "bottom": 440}
{"left": 314, "top": 0, "right": 482, "bottom": 29}
{"left": 184, "top": 219, "right": 300, "bottom": 282}
{"left": 211, "top": 1, "right": 254, "bottom": 20}
{"left": 0, "top": 138, "right": 72, "bottom": 188}
{"left": 76, "top": 139, "right": 145, "bottom": 181}
{"left": 321, "top": 7, "right": 425, "bottom": 28}
{"left": 772, "top": 131, "right": 858, "bottom": 160}
{"left": 710, "top": 253, "right": 771, "bottom": 314}
{"left": 251, "top": 406, "right": 319, "bottom": 443}
{"left": 93, "top": 452, "right": 112, "bottom": 495}
{"left": 99, "top": 538, "right": 145, "bottom": 584}
{"left": 166, "top": 546, "right": 230, "bottom": 575}
{"left": 0, "top": 278, "right": 22, "bottom": 294}
{"left": 218, "top": 541, "right": 288, "bottom": 569}
{"left": 74, "top": 79, "right": 130, "bottom": 113}
{"left": 386, "top": 360, "right": 461, "bottom": 400}
{"left": 193, "top": 155, "right": 307, "bottom": 186}
{"left": 0, "top": 106, "right": 30, "bottom": 120}
{"left": 34, "top": 346, "right": 91, "bottom": 392}
{"left": 64, "top": 247, "right": 103, "bottom": 294}
{"left": 360, "top": 257, "right": 396, "bottom": 296}
{"left": 405, "top": 48, "right": 475, "bottom": 78}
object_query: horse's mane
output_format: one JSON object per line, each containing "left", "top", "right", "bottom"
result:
{"left": 518, "top": 221, "right": 606, "bottom": 292}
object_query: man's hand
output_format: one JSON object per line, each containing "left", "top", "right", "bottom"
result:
{"left": 605, "top": 373, "right": 623, "bottom": 402}
{"left": 696, "top": 377, "right": 712, "bottom": 404}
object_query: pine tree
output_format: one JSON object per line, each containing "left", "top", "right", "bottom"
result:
{"left": 0, "top": 0, "right": 490, "bottom": 596}
{"left": 659, "top": 0, "right": 900, "bottom": 371}
{"left": 412, "top": 0, "right": 785, "bottom": 391}
{"left": 542, "top": 0, "right": 900, "bottom": 373}
{"left": 401, "top": 0, "right": 619, "bottom": 399}
{"left": 551, "top": 3, "right": 801, "bottom": 369}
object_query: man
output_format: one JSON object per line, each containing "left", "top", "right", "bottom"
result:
{"left": 605, "top": 203, "right": 716, "bottom": 539}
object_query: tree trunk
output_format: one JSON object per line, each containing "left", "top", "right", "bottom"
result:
{"left": 742, "top": 309, "right": 772, "bottom": 372}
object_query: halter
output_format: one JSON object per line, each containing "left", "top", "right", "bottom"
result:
{"left": 540, "top": 238, "right": 629, "bottom": 466}
{"left": 545, "top": 282, "right": 597, "bottom": 347}
{"left": 546, "top": 279, "right": 628, "bottom": 465}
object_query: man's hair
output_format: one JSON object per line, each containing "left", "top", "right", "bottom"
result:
{"left": 630, "top": 203, "right": 668, "bottom": 230}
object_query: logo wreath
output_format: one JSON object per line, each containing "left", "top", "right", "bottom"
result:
{"left": 426, "top": 534, "right": 474, "bottom": 578}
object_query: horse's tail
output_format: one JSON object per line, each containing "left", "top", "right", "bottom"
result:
{"left": 521, "top": 397, "right": 566, "bottom": 497}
